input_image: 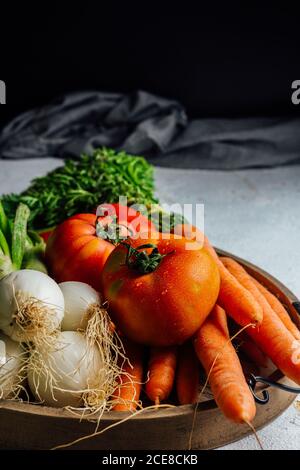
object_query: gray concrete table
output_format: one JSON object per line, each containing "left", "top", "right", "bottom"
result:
{"left": 0, "top": 158, "right": 299, "bottom": 450}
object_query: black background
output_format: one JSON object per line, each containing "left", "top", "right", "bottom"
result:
{"left": 1, "top": 5, "right": 300, "bottom": 127}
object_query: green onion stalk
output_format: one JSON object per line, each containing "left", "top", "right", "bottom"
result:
{"left": 0, "top": 201, "right": 47, "bottom": 280}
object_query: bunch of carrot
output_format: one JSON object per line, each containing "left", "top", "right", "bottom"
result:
{"left": 112, "top": 338, "right": 200, "bottom": 411}
{"left": 112, "top": 225, "right": 300, "bottom": 428}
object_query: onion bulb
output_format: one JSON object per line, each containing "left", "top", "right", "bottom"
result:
{"left": 27, "top": 331, "right": 104, "bottom": 408}
{"left": 0, "top": 269, "right": 64, "bottom": 343}
{"left": 0, "top": 332, "right": 26, "bottom": 399}
{"left": 23, "top": 278, "right": 125, "bottom": 412}
{"left": 59, "top": 281, "right": 100, "bottom": 331}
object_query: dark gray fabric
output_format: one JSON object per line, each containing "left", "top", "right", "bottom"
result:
{"left": 1, "top": 90, "right": 300, "bottom": 169}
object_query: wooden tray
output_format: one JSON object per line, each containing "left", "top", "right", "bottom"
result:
{"left": 0, "top": 249, "right": 299, "bottom": 450}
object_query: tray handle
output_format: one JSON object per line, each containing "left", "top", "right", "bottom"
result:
{"left": 248, "top": 373, "right": 300, "bottom": 405}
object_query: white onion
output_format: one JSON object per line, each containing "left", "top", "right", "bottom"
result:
{"left": 59, "top": 281, "right": 101, "bottom": 331}
{"left": 0, "top": 269, "right": 64, "bottom": 342}
{"left": 27, "top": 331, "right": 104, "bottom": 408}
{"left": 0, "top": 332, "right": 25, "bottom": 399}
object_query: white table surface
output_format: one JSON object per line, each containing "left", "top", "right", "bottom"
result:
{"left": 0, "top": 158, "right": 299, "bottom": 450}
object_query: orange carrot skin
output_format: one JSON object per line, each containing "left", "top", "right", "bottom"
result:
{"left": 176, "top": 342, "right": 199, "bottom": 405}
{"left": 145, "top": 346, "right": 177, "bottom": 403}
{"left": 204, "top": 240, "right": 263, "bottom": 327}
{"left": 216, "top": 261, "right": 263, "bottom": 327}
{"left": 113, "top": 339, "right": 144, "bottom": 411}
{"left": 222, "top": 257, "right": 300, "bottom": 385}
{"left": 194, "top": 305, "right": 256, "bottom": 423}
{"left": 251, "top": 277, "right": 300, "bottom": 341}
{"left": 173, "top": 224, "right": 263, "bottom": 327}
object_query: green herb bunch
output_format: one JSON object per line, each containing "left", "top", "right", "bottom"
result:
{"left": 2, "top": 148, "right": 158, "bottom": 230}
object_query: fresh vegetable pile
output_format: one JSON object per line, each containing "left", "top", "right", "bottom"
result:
{"left": 0, "top": 147, "right": 300, "bottom": 448}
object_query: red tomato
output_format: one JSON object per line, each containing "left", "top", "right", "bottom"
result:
{"left": 39, "top": 229, "right": 54, "bottom": 243}
{"left": 46, "top": 204, "right": 156, "bottom": 291}
{"left": 101, "top": 234, "right": 220, "bottom": 346}
{"left": 96, "top": 203, "right": 156, "bottom": 240}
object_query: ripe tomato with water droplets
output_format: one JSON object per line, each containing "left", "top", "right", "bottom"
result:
{"left": 101, "top": 234, "right": 220, "bottom": 346}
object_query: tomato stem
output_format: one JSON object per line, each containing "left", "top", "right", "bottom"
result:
{"left": 122, "top": 242, "right": 171, "bottom": 274}
{"left": 96, "top": 215, "right": 133, "bottom": 245}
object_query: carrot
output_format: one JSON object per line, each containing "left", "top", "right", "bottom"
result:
{"left": 216, "top": 262, "right": 263, "bottom": 327}
{"left": 237, "top": 331, "right": 268, "bottom": 368}
{"left": 173, "top": 223, "right": 263, "bottom": 327}
{"left": 176, "top": 342, "right": 199, "bottom": 405}
{"left": 113, "top": 338, "right": 144, "bottom": 411}
{"left": 204, "top": 240, "right": 263, "bottom": 327}
{"left": 222, "top": 257, "right": 300, "bottom": 385}
{"left": 194, "top": 305, "right": 256, "bottom": 423}
{"left": 145, "top": 346, "right": 177, "bottom": 405}
{"left": 251, "top": 277, "right": 300, "bottom": 341}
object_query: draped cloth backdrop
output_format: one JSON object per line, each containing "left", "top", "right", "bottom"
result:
{"left": 1, "top": 90, "right": 300, "bottom": 169}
